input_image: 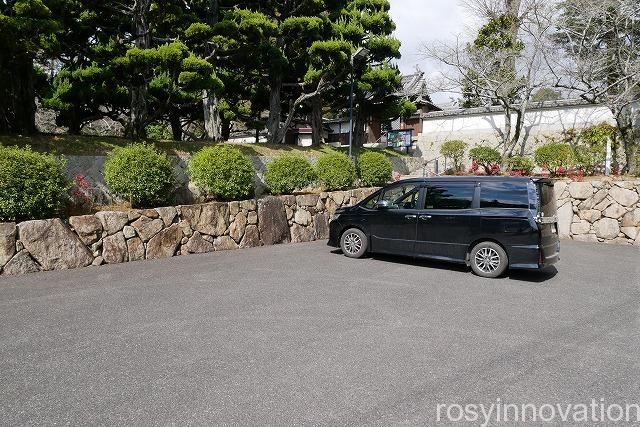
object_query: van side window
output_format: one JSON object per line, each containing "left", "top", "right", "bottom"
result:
{"left": 480, "top": 182, "right": 529, "bottom": 209}
{"left": 380, "top": 184, "right": 420, "bottom": 209}
{"left": 362, "top": 194, "right": 380, "bottom": 209}
{"left": 424, "top": 184, "right": 474, "bottom": 210}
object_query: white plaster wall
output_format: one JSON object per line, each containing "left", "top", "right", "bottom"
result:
{"left": 417, "top": 104, "right": 615, "bottom": 162}
{"left": 227, "top": 135, "right": 268, "bottom": 144}
{"left": 297, "top": 134, "right": 313, "bottom": 147}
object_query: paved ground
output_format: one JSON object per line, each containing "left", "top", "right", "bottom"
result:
{"left": 0, "top": 240, "right": 638, "bottom": 425}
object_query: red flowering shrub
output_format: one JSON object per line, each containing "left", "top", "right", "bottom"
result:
{"left": 470, "top": 160, "right": 480, "bottom": 174}
{"left": 69, "top": 174, "right": 93, "bottom": 214}
{"left": 568, "top": 168, "right": 585, "bottom": 181}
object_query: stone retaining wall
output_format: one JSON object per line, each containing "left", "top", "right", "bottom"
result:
{"left": 0, "top": 188, "right": 379, "bottom": 276}
{"left": 2, "top": 180, "right": 638, "bottom": 277}
{"left": 556, "top": 179, "right": 640, "bottom": 245}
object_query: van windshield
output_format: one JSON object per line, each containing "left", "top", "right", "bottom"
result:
{"left": 537, "top": 181, "right": 557, "bottom": 217}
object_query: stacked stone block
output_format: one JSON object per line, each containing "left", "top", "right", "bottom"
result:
{"left": 556, "top": 179, "right": 640, "bottom": 245}
{"left": 0, "top": 188, "right": 378, "bottom": 276}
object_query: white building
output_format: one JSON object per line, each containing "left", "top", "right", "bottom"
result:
{"left": 416, "top": 100, "right": 616, "bottom": 163}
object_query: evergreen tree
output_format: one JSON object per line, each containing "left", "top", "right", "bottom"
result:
{"left": 42, "top": 1, "right": 129, "bottom": 134}
{"left": 0, "top": 0, "right": 62, "bottom": 133}
{"left": 184, "top": 2, "right": 276, "bottom": 141}
{"left": 336, "top": 0, "right": 410, "bottom": 146}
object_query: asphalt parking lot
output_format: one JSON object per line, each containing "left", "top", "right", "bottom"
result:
{"left": 0, "top": 240, "right": 638, "bottom": 425}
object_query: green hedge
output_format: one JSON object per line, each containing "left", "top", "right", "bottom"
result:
{"left": 265, "top": 155, "right": 316, "bottom": 195}
{"left": 440, "top": 140, "right": 468, "bottom": 172}
{"left": 189, "top": 145, "right": 255, "bottom": 200}
{"left": 469, "top": 146, "right": 502, "bottom": 175}
{"left": 506, "top": 156, "right": 534, "bottom": 175}
{"left": 534, "top": 143, "right": 574, "bottom": 175}
{"left": 316, "top": 151, "right": 356, "bottom": 190}
{"left": 0, "top": 146, "right": 69, "bottom": 221}
{"left": 104, "top": 143, "right": 176, "bottom": 207}
{"left": 357, "top": 151, "right": 392, "bottom": 186}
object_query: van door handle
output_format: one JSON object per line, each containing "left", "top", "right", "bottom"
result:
{"left": 405, "top": 214, "right": 417, "bottom": 220}
{"left": 419, "top": 215, "right": 432, "bottom": 220}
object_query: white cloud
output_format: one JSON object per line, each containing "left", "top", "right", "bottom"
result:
{"left": 389, "top": 0, "right": 475, "bottom": 105}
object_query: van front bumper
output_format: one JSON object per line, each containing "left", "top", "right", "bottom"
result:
{"left": 327, "top": 220, "right": 342, "bottom": 247}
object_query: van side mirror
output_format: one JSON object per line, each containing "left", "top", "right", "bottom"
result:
{"left": 375, "top": 200, "right": 390, "bottom": 210}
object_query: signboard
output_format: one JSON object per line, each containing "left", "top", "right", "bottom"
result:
{"left": 387, "top": 129, "right": 413, "bottom": 148}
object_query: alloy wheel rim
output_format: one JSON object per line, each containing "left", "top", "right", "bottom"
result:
{"left": 475, "top": 247, "right": 500, "bottom": 273}
{"left": 343, "top": 232, "right": 363, "bottom": 255}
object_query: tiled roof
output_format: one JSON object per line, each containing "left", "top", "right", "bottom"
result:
{"left": 421, "top": 99, "right": 601, "bottom": 119}
{"left": 397, "top": 71, "right": 438, "bottom": 108}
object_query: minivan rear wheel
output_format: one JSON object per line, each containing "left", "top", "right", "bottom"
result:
{"left": 470, "top": 242, "right": 508, "bottom": 278}
{"left": 340, "top": 228, "right": 367, "bottom": 258}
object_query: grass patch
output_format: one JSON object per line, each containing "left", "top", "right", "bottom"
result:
{"left": 0, "top": 133, "right": 408, "bottom": 157}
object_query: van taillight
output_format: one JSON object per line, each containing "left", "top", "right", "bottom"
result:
{"left": 538, "top": 249, "right": 545, "bottom": 266}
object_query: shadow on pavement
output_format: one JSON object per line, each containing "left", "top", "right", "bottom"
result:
{"left": 507, "top": 266, "right": 558, "bottom": 283}
{"left": 329, "top": 248, "right": 559, "bottom": 283}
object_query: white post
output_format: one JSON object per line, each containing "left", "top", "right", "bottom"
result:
{"left": 605, "top": 138, "right": 612, "bottom": 176}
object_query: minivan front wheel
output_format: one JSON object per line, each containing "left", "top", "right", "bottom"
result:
{"left": 340, "top": 228, "right": 368, "bottom": 258}
{"left": 470, "top": 242, "right": 508, "bottom": 278}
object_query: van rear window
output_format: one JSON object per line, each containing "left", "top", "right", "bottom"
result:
{"left": 480, "top": 182, "right": 529, "bottom": 209}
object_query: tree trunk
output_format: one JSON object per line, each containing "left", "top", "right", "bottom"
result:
{"left": 353, "top": 108, "right": 367, "bottom": 147}
{"left": 625, "top": 135, "right": 638, "bottom": 175}
{"left": 128, "top": 0, "right": 151, "bottom": 139}
{"left": 0, "top": 55, "right": 36, "bottom": 134}
{"left": 618, "top": 115, "right": 639, "bottom": 175}
{"left": 203, "top": 90, "right": 222, "bottom": 141}
{"left": 129, "top": 83, "right": 148, "bottom": 139}
{"left": 310, "top": 95, "right": 324, "bottom": 146}
{"left": 67, "top": 114, "right": 82, "bottom": 135}
{"left": 508, "top": 108, "right": 525, "bottom": 157}
{"left": 501, "top": 106, "right": 512, "bottom": 157}
{"left": 505, "top": 0, "right": 521, "bottom": 36}
{"left": 202, "top": 0, "right": 221, "bottom": 141}
{"left": 169, "top": 114, "right": 182, "bottom": 141}
{"left": 267, "top": 72, "right": 283, "bottom": 144}
{"left": 222, "top": 118, "right": 231, "bottom": 141}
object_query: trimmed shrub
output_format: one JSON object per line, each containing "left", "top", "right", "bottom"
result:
{"left": 469, "top": 146, "right": 501, "bottom": 175}
{"left": 506, "top": 156, "right": 534, "bottom": 175}
{"left": 440, "top": 140, "right": 468, "bottom": 172}
{"left": 534, "top": 143, "right": 574, "bottom": 176}
{"left": 265, "top": 155, "right": 316, "bottom": 195}
{"left": 315, "top": 151, "right": 356, "bottom": 190}
{"left": 0, "top": 146, "right": 69, "bottom": 221}
{"left": 573, "top": 123, "right": 619, "bottom": 175}
{"left": 634, "top": 150, "right": 640, "bottom": 177}
{"left": 104, "top": 143, "right": 175, "bottom": 207}
{"left": 189, "top": 145, "right": 255, "bottom": 200}
{"left": 357, "top": 151, "right": 392, "bottom": 186}
{"left": 146, "top": 123, "right": 172, "bottom": 140}
{"left": 573, "top": 145, "right": 604, "bottom": 176}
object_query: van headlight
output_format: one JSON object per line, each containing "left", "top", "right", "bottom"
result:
{"left": 330, "top": 213, "right": 341, "bottom": 222}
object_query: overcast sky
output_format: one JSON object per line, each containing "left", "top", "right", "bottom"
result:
{"left": 389, "top": 0, "right": 473, "bottom": 104}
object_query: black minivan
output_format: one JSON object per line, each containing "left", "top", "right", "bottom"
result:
{"left": 328, "top": 177, "right": 559, "bottom": 278}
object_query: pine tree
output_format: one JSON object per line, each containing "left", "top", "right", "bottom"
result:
{"left": 42, "top": 1, "right": 129, "bottom": 134}
{"left": 0, "top": 0, "right": 62, "bottom": 133}
{"left": 336, "top": 0, "right": 410, "bottom": 146}
{"left": 184, "top": 2, "right": 277, "bottom": 141}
